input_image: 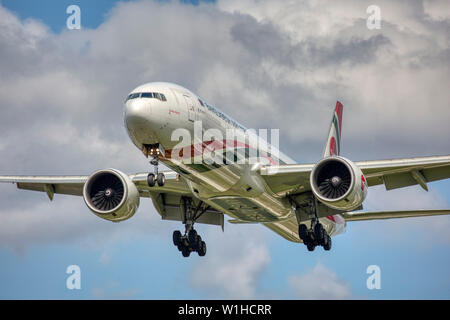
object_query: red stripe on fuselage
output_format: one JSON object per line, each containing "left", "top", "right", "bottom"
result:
{"left": 163, "top": 139, "right": 278, "bottom": 165}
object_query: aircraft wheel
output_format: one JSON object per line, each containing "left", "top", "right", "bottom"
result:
{"left": 314, "top": 223, "right": 324, "bottom": 240}
{"left": 324, "top": 236, "right": 332, "bottom": 251}
{"left": 188, "top": 229, "right": 197, "bottom": 245}
{"left": 195, "top": 236, "right": 203, "bottom": 251}
{"left": 198, "top": 241, "right": 206, "bottom": 257}
{"left": 298, "top": 224, "right": 308, "bottom": 240}
{"left": 181, "top": 247, "right": 191, "bottom": 257}
{"left": 157, "top": 173, "right": 165, "bottom": 187}
{"left": 147, "top": 173, "right": 156, "bottom": 187}
{"left": 307, "top": 243, "right": 316, "bottom": 252}
{"left": 173, "top": 230, "right": 182, "bottom": 246}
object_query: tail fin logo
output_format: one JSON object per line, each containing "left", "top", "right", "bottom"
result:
{"left": 323, "top": 101, "right": 343, "bottom": 157}
{"left": 329, "top": 137, "right": 338, "bottom": 156}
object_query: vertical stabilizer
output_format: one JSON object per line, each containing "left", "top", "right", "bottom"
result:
{"left": 323, "top": 101, "right": 343, "bottom": 157}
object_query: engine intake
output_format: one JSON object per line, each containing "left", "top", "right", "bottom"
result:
{"left": 83, "top": 169, "right": 140, "bottom": 222}
{"left": 310, "top": 157, "right": 367, "bottom": 211}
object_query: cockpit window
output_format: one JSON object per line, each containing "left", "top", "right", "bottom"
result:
{"left": 126, "top": 92, "right": 167, "bottom": 102}
{"left": 126, "top": 93, "right": 140, "bottom": 101}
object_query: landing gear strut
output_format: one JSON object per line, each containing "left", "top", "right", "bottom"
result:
{"left": 294, "top": 197, "right": 332, "bottom": 252}
{"left": 145, "top": 144, "right": 165, "bottom": 187}
{"left": 173, "top": 198, "right": 208, "bottom": 257}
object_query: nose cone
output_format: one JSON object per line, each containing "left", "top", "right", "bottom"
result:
{"left": 124, "top": 99, "right": 158, "bottom": 146}
{"left": 125, "top": 99, "right": 150, "bottom": 128}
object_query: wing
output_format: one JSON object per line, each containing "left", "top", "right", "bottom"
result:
{"left": 259, "top": 155, "right": 450, "bottom": 196}
{"left": 0, "top": 171, "right": 188, "bottom": 199}
{"left": 0, "top": 175, "right": 87, "bottom": 199}
{"left": 0, "top": 171, "right": 224, "bottom": 227}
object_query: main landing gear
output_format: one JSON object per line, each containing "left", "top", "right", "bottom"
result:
{"left": 298, "top": 219, "right": 332, "bottom": 252}
{"left": 173, "top": 198, "right": 208, "bottom": 258}
{"left": 145, "top": 144, "right": 165, "bottom": 187}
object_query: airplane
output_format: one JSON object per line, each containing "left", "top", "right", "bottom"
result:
{"left": 1, "top": 81, "right": 449, "bottom": 257}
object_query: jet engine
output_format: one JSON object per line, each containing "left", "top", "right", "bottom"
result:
{"left": 310, "top": 156, "right": 367, "bottom": 211}
{"left": 83, "top": 169, "right": 140, "bottom": 222}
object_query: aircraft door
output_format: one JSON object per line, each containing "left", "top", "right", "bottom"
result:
{"left": 183, "top": 95, "right": 195, "bottom": 122}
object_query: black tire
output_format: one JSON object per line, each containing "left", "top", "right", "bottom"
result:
{"left": 195, "top": 235, "right": 202, "bottom": 251}
{"left": 173, "top": 230, "right": 182, "bottom": 246}
{"left": 324, "top": 236, "right": 332, "bottom": 251}
{"left": 157, "top": 173, "right": 165, "bottom": 187}
{"left": 298, "top": 224, "right": 308, "bottom": 240}
{"left": 188, "top": 229, "right": 197, "bottom": 245}
{"left": 319, "top": 229, "right": 327, "bottom": 246}
{"left": 314, "top": 223, "right": 324, "bottom": 240}
{"left": 307, "top": 243, "right": 315, "bottom": 252}
{"left": 181, "top": 247, "right": 190, "bottom": 257}
{"left": 147, "top": 173, "right": 156, "bottom": 187}
{"left": 198, "top": 241, "right": 206, "bottom": 257}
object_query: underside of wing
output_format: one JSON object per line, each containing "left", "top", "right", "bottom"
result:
{"left": 343, "top": 209, "right": 450, "bottom": 221}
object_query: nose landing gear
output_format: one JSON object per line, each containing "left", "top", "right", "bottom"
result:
{"left": 144, "top": 144, "right": 165, "bottom": 187}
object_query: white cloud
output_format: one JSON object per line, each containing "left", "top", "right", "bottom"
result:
{"left": 289, "top": 263, "right": 352, "bottom": 299}
{"left": 190, "top": 225, "right": 270, "bottom": 299}
{"left": 424, "top": 0, "right": 450, "bottom": 21}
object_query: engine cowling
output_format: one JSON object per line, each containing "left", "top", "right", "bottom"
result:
{"left": 310, "top": 156, "right": 367, "bottom": 211}
{"left": 83, "top": 169, "right": 140, "bottom": 222}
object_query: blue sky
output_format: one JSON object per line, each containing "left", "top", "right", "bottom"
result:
{"left": 1, "top": 0, "right": 129, "bottom": 32}
{"left": 1, "top": 0, "right": 213, "bottom": 32}
{"left": 0, "top": 0, "right": 449, "bottom": 299}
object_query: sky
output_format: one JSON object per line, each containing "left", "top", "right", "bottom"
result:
{"left": 0, "top": 0, "right": 449, "bottom": 299}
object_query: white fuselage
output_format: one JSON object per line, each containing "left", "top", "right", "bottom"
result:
{"left": 124, "top": 82, "right": 345, "bottom": 242}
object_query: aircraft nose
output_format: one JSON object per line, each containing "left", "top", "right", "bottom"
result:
{"left": 125, "top": 98, "right": 155, "bottom": 133}
{"left": 124, "top": 99, "right": 156, "bottom": 145}
{"left": 125, "top": 99, "right": 149, "bottom": 122}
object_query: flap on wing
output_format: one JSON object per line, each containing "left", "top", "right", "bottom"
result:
{"left": 343, "top": 209, "right": 450, "bottom": 221}
{"left": 147, "top": 191, "right": 224, "bottom": 227}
